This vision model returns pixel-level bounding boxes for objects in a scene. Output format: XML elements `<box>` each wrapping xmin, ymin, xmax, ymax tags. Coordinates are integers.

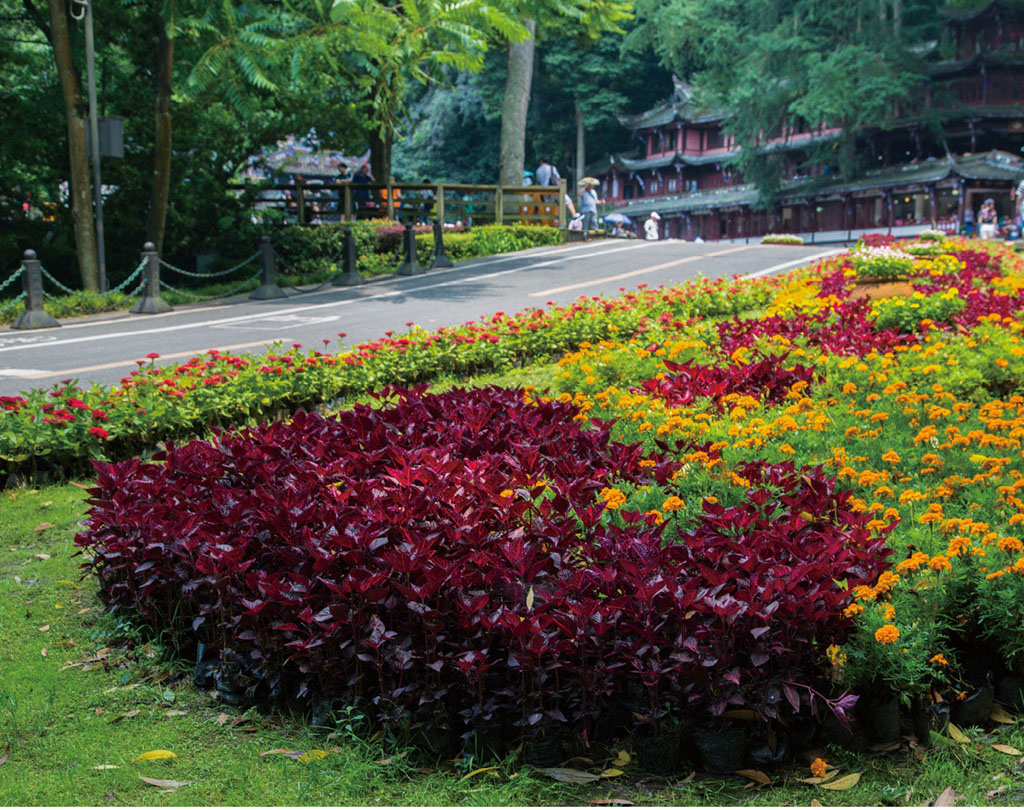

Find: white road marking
<box><xmin>530</xmin><ymin>246</ymin><xmax>755</xmax><ymax>297</ymax></box>
<box><xmin>742</xmin><ymin>249</ymin><xmax>844</xmax><ymax>279</ymax></box>
<box><xmin>11</xmin><ymin>339</ymin><xmax>293</xmax><ymax>381</ymax></box>
<box><xmin>0</xmin><ymin>368</ymin><xmax>50</xmax><ymax>377</ymax></box>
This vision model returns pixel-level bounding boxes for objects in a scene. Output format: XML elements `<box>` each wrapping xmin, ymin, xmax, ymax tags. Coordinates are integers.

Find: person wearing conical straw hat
<box><xmin>644</xmin><ymin>211</ymin><xmax>661</xmax><ymax>241</ymax></box>
<box><xmin>578</xmin><ymin>178</ymin><xmax>604</xmax><ymax>241</ymax></box>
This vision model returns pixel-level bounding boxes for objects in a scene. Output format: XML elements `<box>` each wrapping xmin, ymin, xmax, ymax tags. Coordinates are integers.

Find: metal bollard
<box><xmin>396</xmin><ymin>221</ymin><xmax>424</xmax><ymax>276</ymax></box>
<box><xmin>249</xmin><ymin>236</ymin><xmax>287</xmax><ymax>299</ymax></box>
<box><xmin>11</xmin><ymin>249</ymin><xmax>60</xmax><ymax>330</ymax></box>
<box><xmin>129</xmin><ymin>242</ymin><xmax>173</xmax><ymax>314</ymax></box>
<box><xmin>430</xmin><ymin>219</ymin><xmax>453</xmax><ymax>268</ymax></box>
<box><xmin>332</xmin><ymin>228</ymin><xmax>364</xmax><ymax>286</ymax></box>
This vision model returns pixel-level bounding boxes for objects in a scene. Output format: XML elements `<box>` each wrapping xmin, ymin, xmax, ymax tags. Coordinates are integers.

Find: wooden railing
<box><xmin>229</xmin><ymin>179</ymin><xmax>568</xmax><ymax>229</ymax></box>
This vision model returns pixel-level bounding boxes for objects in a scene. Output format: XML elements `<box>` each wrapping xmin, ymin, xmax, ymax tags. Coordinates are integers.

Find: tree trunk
<box><xmin>147</xmin><ymin>20</ymin><xmax>174</xmax><ymax>255</ymax></box>
<box><xmin>48</xmin><ymin>0</ymin><xmax>99</xmax><ymax>291</ymax></box>
<box><xmin>498</xmin><ymin>18</ymin><xmax>535</xmax><ymax>186</ymax></box>
<box><xmin>892</xmin><ymin>0</ymin><xmax>902</xmax><ymax>40</ymax></box>
<box><xmin>575</xmin><ymin>100</ymin><xmax>585</xmax><ymax>188</ymax></box>
<box><xmin>368</xmin><ymin>127</ymin><xmax>393</xmax><ymax>188</ymax></box>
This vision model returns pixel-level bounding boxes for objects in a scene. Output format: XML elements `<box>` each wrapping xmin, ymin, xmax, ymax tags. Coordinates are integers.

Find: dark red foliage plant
<box><xmin>76</xmin><ymin>386</ymin><xmax>891</xmax><ymax>749</ymax></box>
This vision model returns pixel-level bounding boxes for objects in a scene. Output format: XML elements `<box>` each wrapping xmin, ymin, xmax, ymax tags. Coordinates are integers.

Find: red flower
<box><xmin>91</xmin><ymin>409</ymin><xmax>109</xmax><ymax>422</ymax></box>
<box><xmin>66</xmin><ymin>398</ymin><xmax>89</xmax><ymax>410</ymax></box>
<box><xmin>146</xmin><ymin>352</ymin><xmax>161</xmax><ymax>359</ymax></box>
<box><xmin>89</xmin><ymin>426</ymin><xmax>109</xmax><ymax>440</ymax></box>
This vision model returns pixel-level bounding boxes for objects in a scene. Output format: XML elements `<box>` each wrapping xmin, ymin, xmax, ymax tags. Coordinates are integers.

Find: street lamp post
<box><xmin>72</xmin><ymin>0</ymin><xmax>107</xmax><ymax>293</ymax></box>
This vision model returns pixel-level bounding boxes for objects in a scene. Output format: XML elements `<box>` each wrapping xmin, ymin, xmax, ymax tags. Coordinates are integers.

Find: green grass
<box><xmin>3</xmin><ymin>371</ymin><xmax>1024</xmax><ymax>805</ymax></box>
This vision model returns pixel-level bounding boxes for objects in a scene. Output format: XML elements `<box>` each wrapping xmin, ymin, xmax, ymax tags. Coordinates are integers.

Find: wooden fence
<box><xmin>229</xmin><ymin>179</ymin><xmax>568</xmax><ymax>229</ymax></box>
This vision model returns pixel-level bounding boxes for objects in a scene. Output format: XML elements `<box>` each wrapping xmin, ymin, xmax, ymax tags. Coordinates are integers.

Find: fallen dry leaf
<box><xmin>986</xmin><ymin>786</ymin><xmax>1006</xmax><ymax>798</ymax></box>
<box><xmin>819</xmin><ymin>772</ymin><xmax>861</xmax><ymax>791</ymax></box>
<box><xmin>990</xmin><ymin>705</ymin><xmax>1016</xmax><ymax>724</ymax></box>
<box><xmin>92</xmin><ymin>765</ymin><xmax>118</xmax><ymax>770</ymax></box>
<box><xmin>39</xmin><ymin>648</ymin><xmax>46</xmax><ymax>658</ymax></box>
<box><xmin>133</xmin><ymin>750</ymin><xmax>176</xmax><ymax>762</ymax></box>
<box><xmin>139</xmin><ymin>776</ymin><xmax>192</xmax><ymax>788</ymax></box>
<box><xmin>540</xmin><ymin>767</ymin><xmax>601</xmax><ymax>784</ymax></box>
<box><xmin>216</xmin><ymin>712</ymin><xmax>230</xmax><ymax>725</ymax></box>
<box><xmin>947</xmin><ymin>723</ymin><xmax>970</xmax><ymax>744</ymax></box>
<box><xmin>69</xmin><ymin>481</ymin><xmax>91</xmax><ymax>490</ymax></box>
<box><xmin>734</xmin><ymin>768</ymin><xmax>772</xmax><ymax>786</ymax></box>
<box><xmin>0</xmin><ymin>745</ymin><xmax>9</xmax><ymax>766</ymax></box>
<box><xmin>111</xmin><ymin>710</ymin><xmax>141</xmax><ymax>723</ymax></box>
<box><xmin>934</xmin><ymin>786</ymin><xmax>957</xmax><ymax>806</ymax></box>
<box><xmin>992</xmin><ymin>744</ymin><xmax>1022</xmax><ymax>756</ymax></box>
<box><xmin>810</xmin><ymin>802</ymin><xmax>822</xmax><ymax>807</ymax></box>
<box><xmin>589</xmin><ymin>800</ymin><xmax>634</xmax><ymax>806</ymax></box>
<box><xmin>33</xmin><ymin>526</ymin><xmax>53</xmax><ymax>535</ymax></box>
<box><xmin>460</xmin><ymin>766</ymin><xmax>498</xmax><ymax>780</ymax></box>
<box><xmin>38</xmin><ymin>625</ymin><xmax>49</xmax><ymax>632</ymax></box>
<box><xmin>599</xmin><ymin>768</ymin><xmax>624</xmax><ymax>778</ymax></box>
<box><xmin>297</xmin><ymin>749</ymin><xmax>329</xmax><ymax>763</ymax></box>
<box><xmin>94</xmin><ymin>708</ymin><xmax>105</xmax><ymax>716</ymax></box>
<box><xmin>260</xmin><ymin>749</ymin><xmax>303</xmax><ymax>760</ymax></box>
<box><xmin>164</xmin><ymin>709</ymin><xmax>188</xmax><ymax>717</ymax></box>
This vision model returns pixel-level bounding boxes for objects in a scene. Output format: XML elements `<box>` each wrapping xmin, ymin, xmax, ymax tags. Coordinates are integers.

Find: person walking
<box><xmin>535</xmin><ymin>157</ymin><xmax>560</xmax><ymax>187</ymax></box>
<box><xmin>578</xmin><ymin>179</ymin><xmax>603</xmax><ymax>241</ymax></box>
<box><xmin>644</xmin><ymin>211</ymin><xmax>661</xmax><ymax>241</ymax></box>
<box><xmin>979</xmin><ymin>198</ymin><xmax>998</xmax><ymax>240</ymax></box>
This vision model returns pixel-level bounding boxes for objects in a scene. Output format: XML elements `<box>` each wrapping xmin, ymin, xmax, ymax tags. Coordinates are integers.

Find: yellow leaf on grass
<box><xmin>297</xmin><ymin>749</ymin><xmax>329</xmax><ymax>763</ymax></box>
<box><xmin>133</xmin><ymin>750</ymin><xmax>176</xmax><ymax>762</ymax></box>
<box><xmin>734</xmin><ymin>769</ymin><xmax>772</xmax><ymax>785</ymax></box>
<box><xmin>461</xmin><ymin>766</ymin><xmax>498</xmax><ymax>780</ymax></box>
<box><xmin>990</xmin><ymin>705</ymin><xmax>1016</xmax><ymax>724</ymax></box>
<box><xmin>614</xmin><ymin>750</ymin><xmax>630</xmax><ymax>765</ymax></box>
<box><xmin>819</xmin><ymin>772</ymin><xmax>861</xmax><ymax>791</ymax></box>
<box><xmin>948</xmin><ymin>723</ymin><xmax>970</xmax><ymax>743</ymax></box>
<box><xmin>56</xmin><ymin>580</ymin><xmax>77</xmax><ymax>587</ymax></box>
<box><xmin>992</xmin><ymin>744</ymin><xmax>1022</xmax><ymax>756</ymax></box>
<box><xmin>599</xmin><ymin>768</ymin><xmax>624</xmax><ymax>778</ymax></box>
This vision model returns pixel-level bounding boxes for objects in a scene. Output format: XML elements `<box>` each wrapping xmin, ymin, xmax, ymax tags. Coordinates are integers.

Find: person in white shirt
<box><xmin>644</xmin><ymin>211</ymin><xmax>661</xmax><ymax>241</ymax></box>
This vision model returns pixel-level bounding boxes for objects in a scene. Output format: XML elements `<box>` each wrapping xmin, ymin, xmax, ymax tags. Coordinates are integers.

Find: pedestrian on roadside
<box><xmin>535</xmin><ymin>157</ymin><xmax>561</xmax><ymax>188</ymax></box>
<box><xmin>352</xmin><ymin>164</ymin><xmax>373</xmax><ymax>214</ymax></box>
<box><xmin>644</xmin><ymin>211</ymin><xmax>661</xmax><ymax>241</ymax></box>
<box><xmin>578</xmin><ymin>179</ymin><xmax>603</xmax><ymax>241</ymax></box>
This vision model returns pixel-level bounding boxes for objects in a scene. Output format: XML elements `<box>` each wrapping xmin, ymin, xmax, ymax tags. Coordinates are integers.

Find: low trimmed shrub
<box><xmin>762</xmin><ymin>234</ymin><xmax>804</xmax><ymax>245</ymax></box>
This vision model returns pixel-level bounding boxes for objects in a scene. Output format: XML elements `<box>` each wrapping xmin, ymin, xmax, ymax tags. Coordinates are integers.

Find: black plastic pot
<box><xmin>861</xmin><ymin>692</ymin><xmax>900</xmax><ymax>744</ymax></box>
<box><xmin>690</xmin><ymin>724</ymin><xmax>747</xmax><ymax>775</ymax></box>
<box><xmin>634</xmin><ymin>728</ymin><xmax>681</xmax><ymax>776</ymax></box>
<box><xmin>951</xmin><ymin>683</ymin><xmax>994</xmax><ymax>728</ymax></box>
<box><xmin>523</xmin><ymin>724</ymin><xmax>565</xmax><ymax>767</ymax></box>
<box><xmin>998</xmin><ymin>676</ymin><xmax>1024</xmax><ymax>713</ymax></box>
<box><xmin>911</xmin><ymin>700</ymin><xmax>949</xmax><ymax>744</ymax></box>
<box><xmin>747</xmin><ymin>734</ymin><xmax>788</xmax><ymax>768</ymax></box>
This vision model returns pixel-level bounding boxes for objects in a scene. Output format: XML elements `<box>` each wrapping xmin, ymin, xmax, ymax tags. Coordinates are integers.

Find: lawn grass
<box><xmin>3</xmin><ymin>450</ymin><xmax>1024</xmax><ymax>805</ymax></box>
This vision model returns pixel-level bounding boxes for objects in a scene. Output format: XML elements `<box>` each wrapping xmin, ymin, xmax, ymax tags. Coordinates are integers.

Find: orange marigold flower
<box><xmin>946</xmin><ymin>536</ymin><xmax>971</xmax><ymax>557</ymax></box>
<box><xmin>930</xmin><ymin>654</ymin><xmax>949</xmax><ymax>667</ymax></box>
<box><xmin>500</xmin><ymin>489</ymin><xmax>514</xmax><ymax>498</ymax></box>
<box><xmin>1013</xmin><ymin>557</ymin><xmax>1024</xmax><ymax>575</ymax></box>
<box><xmin>896</xmin><ymin>551</ymin><xmax>930</xmax><ymax>574</ymax></box>
<box><xmin>882</xmin><ymin>451</ymin><xmax>901</xmax><ymax>464</ymax></box>
<box><xmin>874</xmin><ymin>571</ymin><xmax>900</xmax><ymax>594</ymax></box>
<box><xmin>810</xmin><ymin>757</ymin><xmax>828</xmax><ymax>779</ymax></box>
<box><xmin>998</xmin><ymin>536</ymin><xmax>1024</xmax><ymax>554</ymax></box>
<box><xmin>662</xmin><ymin>496</ymin><xmax>686</xmax><ymax>512</ymax></box>
<box><xmin>875</xmin><ymin>624</ymin><xmax>900</xmax><ymax>644</ymax></box>
<box><xmin>599</xmin><ymin>488</ymin><xmax>626</xmax><ymax>510</ymax></box>
<box><xmin>843</xmin><ymin>602</ymin><xmax>865</xmax><ymax>617</ymax></box>
<box><xmin>852</xmin><ymin>585</ymin><xmax>876</xmax><ymax>601</ymax></box>
<box><xmin>882</xmin><ymin>602</ymin><xmax>896</xmax><ymax>622</ymax></box>
<box><xmin>929</xmin><ymin>555</ymin><xmax>952</xmax><ymax>572</ymax></box>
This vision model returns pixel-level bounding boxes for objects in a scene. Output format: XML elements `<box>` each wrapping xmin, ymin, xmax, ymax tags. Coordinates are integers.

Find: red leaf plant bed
<box><xmin>76</xmin><ymin>386</ymin><xmax>891</xmax><ymax>764</ymax></box>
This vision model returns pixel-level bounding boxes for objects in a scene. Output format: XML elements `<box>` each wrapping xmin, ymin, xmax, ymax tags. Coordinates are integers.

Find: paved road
<box><xmin>0</xmin><ymin>239</ymin><xmax>838</xmax><ymax>396</ymax></box>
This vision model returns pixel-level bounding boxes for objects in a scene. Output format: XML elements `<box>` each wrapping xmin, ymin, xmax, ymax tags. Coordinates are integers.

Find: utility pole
<box><xmin>73</xmin><ymin>0</ymin><xmax>107</xmax><ymax>292</ymax></box>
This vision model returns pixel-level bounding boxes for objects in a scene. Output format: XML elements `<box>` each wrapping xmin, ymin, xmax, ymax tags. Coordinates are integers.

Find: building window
<box><xmin>668</xmin><ymin>178</ymin><xmax>677</xmax><ymax>191</ymax></box>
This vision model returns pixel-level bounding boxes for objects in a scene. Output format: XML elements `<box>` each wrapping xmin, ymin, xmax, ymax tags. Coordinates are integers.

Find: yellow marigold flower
<box><xmin>852</xmin><ymin>585</ymin><xmax>876</xmax><ymax>601</ymax></box>
<box><xmin>920</xmin><ymin>512</ymin><xmax>943</xmax><ymax>525</ymax></box>
<box><xmin>882</xmin><ymin>451</ymin><xmax>901</xmax><ymax>464</ymax></box>
<box><xmin>810</xmin><ymin>758</ymin><xmax>829</xmax><ymax>779</ymax></box>
<box><xmin>929</xmin><ymin>555</ymin><xmax>952</xmax><ymax>572</ymax></box>
<box><xmin>875</xmin><ymin>624</ymin><xmax>900</xmax><ymax>644</ymax></box>
<box><xmin>825</xmin><ymin>645</ymin><xmax>846</xmax><ymax>667</ymax></box>
<box><xmin>882</xmin><ymin>602</ymin><xmax>896</xmax><ymax>622</ymax></box>
<box><xmin>874</xmin><ymin>571</ymin><xmax>900</xmax><ymax>594</ymax></box>
<box><xmin>645</xmin><ymin>509</ymin><xmax>664</xmax><ymax>525</ymax></box>
<box><xmin>500</xmin><ymin>489</ymin><xmax>514</xmax><ymax>498</ymax></box>
<box><xmin>703</xmin><ymin>496</ymin><xmax>718</xmax><ymax>505</ymax></box>
<box><xmin>843</xmin><ymin>602</ymin><xmax>864</xmax><ymax>617</ymax></box>
<box><xmin>779</xmin><ymin>443</ymin><xmax>795</xmax><ymax>455</ymax></box>
<box><xmin>987</xmin><ymin>570</ymin><xmax>1005</xmax><ymax>580</ymax></box>
<box><xmin>842</xmin><ymin>382</ymin><xmax>858</xmax><ymax>395</ymax></box>
<box><xmin>930</xmin><ymin>654</ymin><xmax>949</xmax><ymax>667</ymax></box>
<box><xmin>998</xmin><ymin>536</ymin><xmax>1024</xmax><ymax>554</ymax></box>
<box><xmin>599</xmin><ymin>488</ymin><xmax>626</xmax><ymax>510</ymax></box>
<box><xmin>662</xmin><ymin>496</ymin><xmax>686</xmax><ymax>512</ymax></box>
<box><xmin>1012</xmin><ymin>557</ymin><xmax>1024</xmax><ymax>574</ymax></box>
<box><xmin>946</xmin><ymin>536</ymin><xmax>972</xmax><ymax>558</ymax></box>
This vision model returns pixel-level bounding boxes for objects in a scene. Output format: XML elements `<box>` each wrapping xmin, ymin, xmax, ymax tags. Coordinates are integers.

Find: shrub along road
<box><xmin>0</xmin><ymin>239</ymin><xmax>834</xmax><ymax>395</ymax></box>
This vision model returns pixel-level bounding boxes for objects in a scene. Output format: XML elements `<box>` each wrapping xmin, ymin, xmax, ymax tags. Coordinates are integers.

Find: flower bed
<box><xmin>762</xmin><ymin>234</ymin><xmax>804</xmax><ymax>245</ymax></box>
<box><xmin>72</xmin><ymin>234</ymin><xmax>1024</xmax><ymax>771</ymax></box>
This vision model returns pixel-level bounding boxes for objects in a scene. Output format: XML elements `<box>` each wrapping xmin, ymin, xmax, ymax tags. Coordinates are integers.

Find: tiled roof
<box><xmin>618</xmin><ymin>77</ymin><xmax>725</xmax><ymax>129</ymax></box>
<box><xmin>606</xmin><ymin>150</ymin><xmax>1024</xmax><ymax>217</ymax></box>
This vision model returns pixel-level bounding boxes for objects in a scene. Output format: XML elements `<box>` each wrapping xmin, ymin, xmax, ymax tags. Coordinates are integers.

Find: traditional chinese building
<box><xmin>594</xmin><ymin>1</ymin><xmax>1024</xmax><ymax>240</ymax></box>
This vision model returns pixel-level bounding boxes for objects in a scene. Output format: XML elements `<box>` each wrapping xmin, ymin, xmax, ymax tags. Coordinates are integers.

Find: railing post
<box><xmin>558</xmin><ymin>179</ymin><xmax>567</xmax><ymax>228</ymax></box>
<box><xmin>386</xmin><ymin>176</ymin><xmax>396</xmax><ymax>220</ymax></box>
<box><xmin>249</xmin><ymin>236</ymin><xmax>287</xmax><ymax>299</ymax></box>
<box><xmin>495</xmin><ymin>187</ymin><xmax>504</xmax><ymax>225</ymax></box>
<box><xmin>344</xmin><ymin>184</ymin><xmax>352</xmax><ymax>221</ymax></box>
<box><xmin>130</xmin><ymin>242</ymin><xmax>172</xmax><ymax>314</ymax></box>
<box><xmin>10</xmin><ymin>249</ymin><xmax>60</xmax><ymax>330</ymax></box>
<box><xmin>431</xmin><ymin>219</ymin><xmax>453</xmax><ymax>268</ymax></box>
<box><xmin>396</xmin><ymin>221</ymin><xmax>424</xmax><ymax>276</ymax></box>
<box><xmin>296</xmin><ymin>185</ymin><xmax>306</xmax><ymax>226</ymax></box>
<box><xmin>333</xmin><ymin>228</ymin><xmax>365</xmax><ymax>286</ymax></box>
<box><xmin>437</xmin><ymin>184</ymin><xmax>445</xmax><ymax>224</ymax></box>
